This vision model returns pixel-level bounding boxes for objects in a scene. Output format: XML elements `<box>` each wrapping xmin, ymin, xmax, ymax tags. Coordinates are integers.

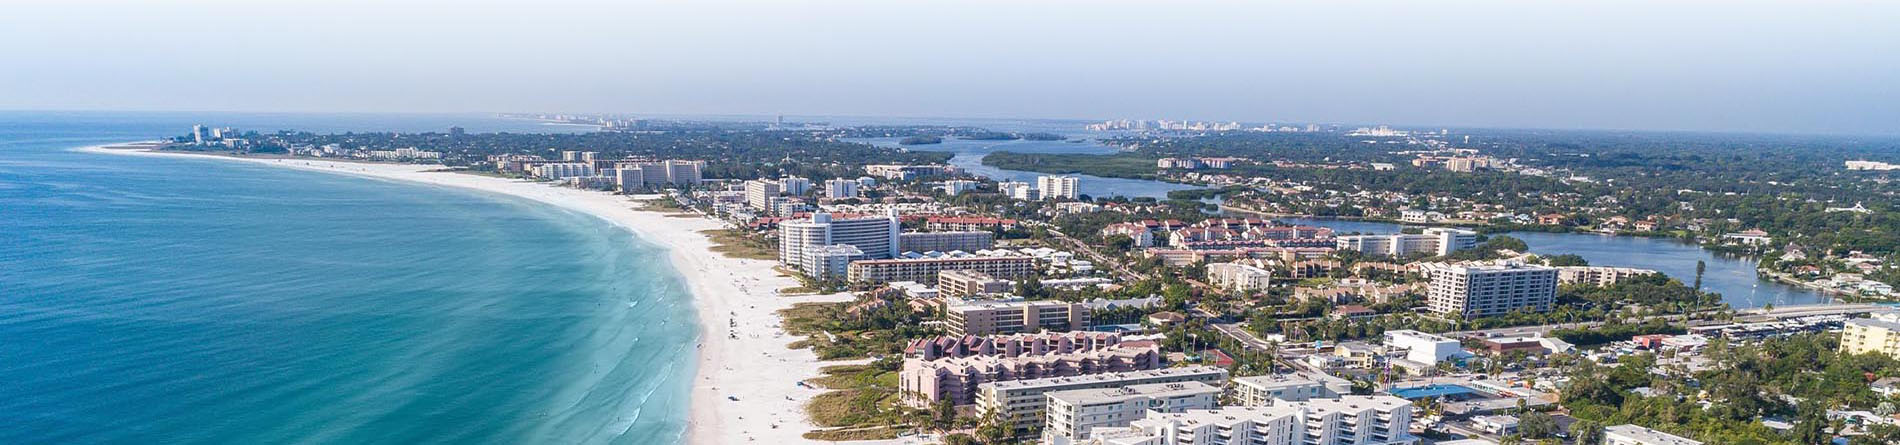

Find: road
<box><xmin>1044</xmin><ymin>227</ymin><xmax>1146</xmax><ymax>282</ymax></box>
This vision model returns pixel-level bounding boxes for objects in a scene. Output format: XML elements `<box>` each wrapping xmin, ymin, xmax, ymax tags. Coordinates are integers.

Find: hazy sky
<box><xmin>5</xmin><ymin>0</ymin><xmax>1898</xmax><ymax>135</ymax></box>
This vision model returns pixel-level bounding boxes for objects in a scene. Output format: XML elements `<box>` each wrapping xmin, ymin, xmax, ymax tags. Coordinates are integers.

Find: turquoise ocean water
<box><xmin>0</xmin><ymin>112</ymin><xmax>697</xmax><ymax>444</ymax></box>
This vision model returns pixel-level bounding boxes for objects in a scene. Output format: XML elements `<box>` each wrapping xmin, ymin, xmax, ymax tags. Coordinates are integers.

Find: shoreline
<box><xmin>78</xmin><ymin>143</ymin><xmax>848</xmax><ymax>444</ymax></box>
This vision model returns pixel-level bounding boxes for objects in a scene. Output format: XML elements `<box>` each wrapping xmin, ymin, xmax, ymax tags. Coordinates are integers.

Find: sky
<box><xmin>3</xmin><ymin>0</ymin><xmax>1898</xmax><ymax>135</ymax></box>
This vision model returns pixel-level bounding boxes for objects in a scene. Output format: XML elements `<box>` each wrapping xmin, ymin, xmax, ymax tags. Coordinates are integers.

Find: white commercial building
<box><xmin>1604</xmin><ymin>424</ymin><xmax>1702</xmax><ymax>445</ymax></box>
<box><xmin>1038</xmin><ymin>175</ymin><xmax>1081</xmax><ymax>200</ymax></box>
<box><xmin>1422</xmin><ymin>263</ymin><xmax>1557</xmax><ymax>318</ymax></box>
<box><xmin>1042</xmin><ymin>381</ymin><xmax>1222</xmax><ymax>445</ymax></box>
<box><xmin>1383</xmin><ymin>330</ymin><xmax>1464</xmax><ymax>366</ymax></box>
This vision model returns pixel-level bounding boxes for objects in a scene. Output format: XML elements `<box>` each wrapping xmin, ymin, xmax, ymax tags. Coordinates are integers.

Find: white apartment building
<box><xmin>978</xmin><ymin>366</ymin><xmax>1230</xmax><ymax>435</ymax></box>
<box><xmin>612</xmin><ymin>160</ymin><xmax>704</xmax><ymax>190</ymax></box>
<box><xmin>744</xmin><ymin>180</ymin><xmax>782</xmax><ymax>211</ymax></box>
<box><xmin>780</xmin><ymin>177</ymin><xmax>813</xmax><ymax>196</ymax></box>
<box><xmin>1043</xmin><ymin>381</ymin><xmax>1222</xmax><ymax>445</ymax></box>
<box><xmin>532</xmin><ymin>162</ymin><xmax>595</xmax><ymax>179</ymax></box>
<box><xmin>1206</xmin><ymin>262</ymin><xmax>1274</xmax><ymax>292</ymax></box>
<box><xmin>1554</xmin><ymin>266</ymin><xmax>1658</xmax><ymax>286</ymax></box>
<box><xmin>823</xmin><ymin>178</ymin><xmax>860</xmax><ymax>198</ymax></box>
<box><xmin>941</xmin><ymin>179</ymin><xmax>979</xmax><ymax>195</ymax></box>
<box><xmin>801</xmin><ymin>244</ymin><xmax>867</xmax><ymax>281</ymax></box>
<box><xmin>897</xmin><ymin>231</ymin><xmax>994</xmax><ymax>253</ymax></box>
<box><xmin>943</xmin><ymin>297</ymin><xmax>1090</xmax><ymax>336</ymax></box>
<box><xmin>778</xmin><ymin>212</ymin><xmax>899</xmax><ymax>277</ymax></box>
<box><xmin>1002</xmin><ymin>181</ymin><xmax>1040</xmax><ymax>200</ymax></box>
<box><xmin>1334</xmin><ymin>228</ymin><xmax>1477</xmax><ymax>257</ymax></box>
<box><xmin>1604</xmin><ymin>424</ymin><xmax>1702</xmax><ymax>445</ymax></box>
<box><xmin>1422</xmin><ymin>263</ymin><xmax>1557</xmax><ymax>318</ymax></box>
<box><xmin>1038</xmin><ymin>175</ymin><xmax>1081</xmax><ymax>200</ymax></box>
<box><xmin>1092</xmin><ymin>395</ymin><xmax>1417</xmax><ymax>445</ymax></box>
<box><xmin>1229</xmin><ymin>373</ymin><xmax>1349</xmax><ymax>407</ymax></box>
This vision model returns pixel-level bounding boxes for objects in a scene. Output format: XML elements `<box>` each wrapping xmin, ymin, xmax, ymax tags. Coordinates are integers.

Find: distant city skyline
<box><xmin>4</xmin><ymin>0</ymin><xmax>1898</xmax><ymax>135</ymax></box>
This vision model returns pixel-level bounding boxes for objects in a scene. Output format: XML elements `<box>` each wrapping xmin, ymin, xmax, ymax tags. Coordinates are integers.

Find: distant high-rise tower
<box><xmin>191</xmin><ymin>125</ymin><xmax>207</xmax><ymax>144</ymax></box>
<box><xmin>1037</xmin><ymin>175</ymin><xmax>1080</xmax><ymax>200</ymax></box>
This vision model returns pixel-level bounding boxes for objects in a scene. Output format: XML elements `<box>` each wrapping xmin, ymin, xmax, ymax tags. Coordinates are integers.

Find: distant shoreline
<box><xmin>78</xmin><ymin>142</ymin><xmax>848</xmax><ymax>445</ymax></box>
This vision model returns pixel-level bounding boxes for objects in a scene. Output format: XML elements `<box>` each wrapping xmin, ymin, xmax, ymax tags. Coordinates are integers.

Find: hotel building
<box><xmin>1422</xmin><ymin>263</ymin><xmax>1557</xmax><ymax>318</ymax></box>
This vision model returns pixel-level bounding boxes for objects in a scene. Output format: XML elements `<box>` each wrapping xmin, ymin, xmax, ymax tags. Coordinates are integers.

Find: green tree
<box><xmin>1572</xmin><ymin>419</ymin><xmax>1605</xmax><ymax>445</ymax></box>
<box><xmin>1694</xmin><ymin>260</ymin><xmax>1707</xmax><ymax>290</ymax></box>
<box><xmin>1519</xmin><ymin>411</ymin><xmax>1556</xmax><ymax>439</ymax></box>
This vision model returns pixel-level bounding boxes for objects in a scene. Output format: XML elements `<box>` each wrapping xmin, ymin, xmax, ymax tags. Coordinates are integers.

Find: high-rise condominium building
<box><xmin>1038</xmin><ymin>175</ymin><xmax>1080</xmax><ymax>200</ymax></box>
<box><xmin>1422</xmin><ymin>263</ymin><xmax>1557</xmax><ymax>317</ymax></box>
<box><xmin>778</xmin><ymin>212</ymin><xmax>899</xmax><ymax>278</ymax></box>
<box><xmin>823</xmin><ymin>178</ymin><xmax>859</xmax><ymax>198</ymax></box>
<box><xmin>744</xmin><ymin>180</ymin><xmax>782</xmax><ymax>211</ymax></box>
<box><xmin>1334</xmin><ymin>227</ymin><xmax>1478</xmax><ymax>257</ymax></box>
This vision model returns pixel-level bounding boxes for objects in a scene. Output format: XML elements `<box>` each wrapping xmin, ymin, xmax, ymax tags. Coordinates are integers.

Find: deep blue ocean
<box><xmin>0</xmin><ymin>112</ymin><xmax>697</xmax><ymax>444</ymax></box>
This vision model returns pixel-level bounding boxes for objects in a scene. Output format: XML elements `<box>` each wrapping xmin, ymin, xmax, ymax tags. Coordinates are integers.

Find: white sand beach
<box><xmin>81</xmin><ymin>143</ymin><xmax>852</xmax><ymax>445</ymax></box>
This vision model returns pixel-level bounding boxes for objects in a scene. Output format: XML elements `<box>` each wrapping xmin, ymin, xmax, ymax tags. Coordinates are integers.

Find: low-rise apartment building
<box><xmin>1230</xmin><ymin>373</ymin><xmax>1350</xmax><ymax>406</ymax></box>
<box><xmin>1090</xmin><ymin>395</ymin><xmax>1417</xmax><ymax>445</ymax></box>
<box><xmin>1604</xmin><ymin>424</ymin><xmax>1703</xmax><ymax>445</ymax></box>
<box><xmin>846</xmin><ymin>255</ymin><xmax>1036</xmax><ymax>284</ymax></box>
<box><xmin>1841</xmin><ymin>314</ymin><xmax>1900</xmax><ymax>359</ymax></box>
<box><xmin>944</xmin><ymin>298</ymin><xmax>1092</xmax><ymax>336</ymax></box>
<box><xmin>1206</xmin><ymin>262</ymin><xmax>1274</xmax><ymax>292</ymax></box>
<box><xmin>900</xmin><ymin>342</ymin><xmax>1166</xmax><ymax>407</ymax></box>
<box><xmin>938</xmin><ymin>269</ymin><xmax>1014</xmax><ymax>298</ymax></box>
<box><xmin>1043</xmin><ymin>381</ymin><xmax>1222</xmax><ymax>445</ymax></box>
<box><xmin>975</xmin><ymin>365</ymin><xmax>1229</xmax><ymax>435</ymax></box>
